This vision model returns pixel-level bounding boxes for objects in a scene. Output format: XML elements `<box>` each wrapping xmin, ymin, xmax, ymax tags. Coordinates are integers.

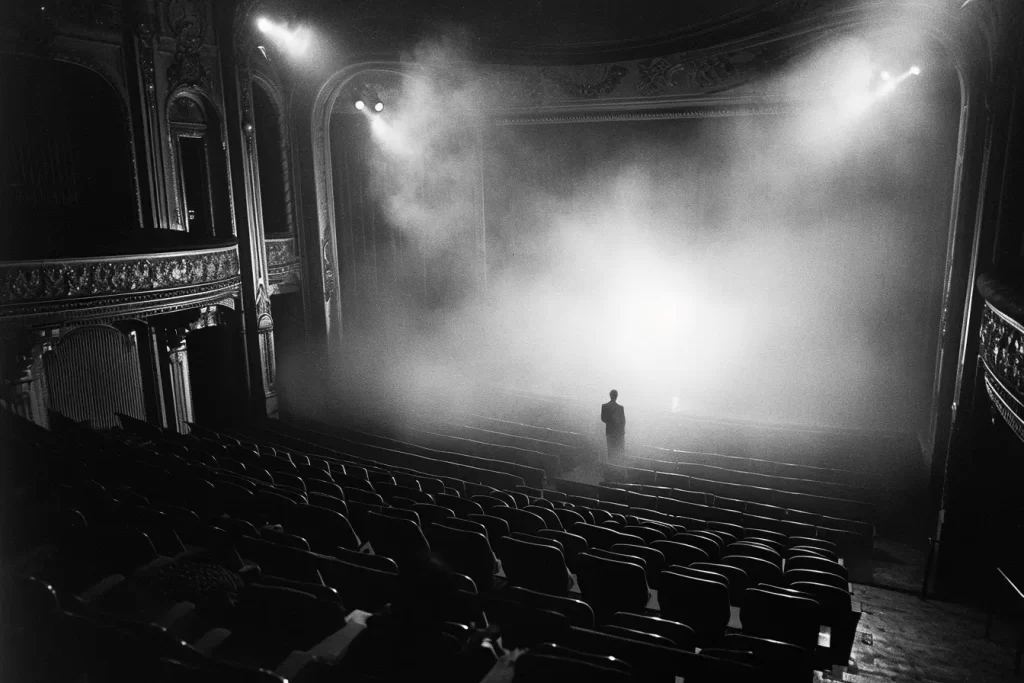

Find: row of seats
<box><xmin>214</xmin><ymin>420</ymin><xmax>864</xmax><ymax>670</ymax></box>
<box><xmin>638</xmin><ymin>443</ymin><xmax>886</xmax><ymax>491</ymax></box>
<box><xmin>1</xmin><ymin>416</ymin><xmax>803</xmax><ymax>682</ymax></box>
<box><xmin>609</xmin><ymin>460</ymin><xmax>877</xmax><ymax>523</ymax></box>
<box><xmin>632</xmin><ymin>454</ymin><xmax>876</xmax><ymax>504</ymax></box>
<box><xmin>240</xmin><ymin>420</ymin><xmax>546</xmax><ymax>490</ymax></box>
<box><xmin>223</xmin><ymin>420</ymin><xmax>863</xmax><ymax>665</ymax></box>
<box><xmin>596</xmin><ymin>480</ymin><xmax>873</xmax><ymax>537</ymax></box>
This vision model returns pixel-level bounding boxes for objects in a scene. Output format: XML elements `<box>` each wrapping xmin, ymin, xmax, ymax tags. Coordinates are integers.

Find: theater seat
<box><xmin>658</xmin><ymin>571</ymin><xmax>730</xmax><ymax>642</ymax></box>
<box><xmin>498</xmin><ymin>536</ymin><xmax>572</xmax><ymax>595</ymax></box>
<box><xmin>610</xmin><ymin>612</ymin><xmax>696</xmax><ymax>651</ymax></box>
<box><xmin>576</xmin><ymin>552</ymin><xmax>650</xmax><ymax>620</ymax></box>
<box><xmin>740</xmin><ymin>587</ymin><xmax>821</xmax><ymax>650</ymax></box>
<box><xmin>430</xmin><ymin>524</ymin><xmax>497</xmax><ymax>592</ymax></box>
<box><xmin>651</xmin><ymin>540</ymin><xmax>710</xmax><ymax>568</ymax></box>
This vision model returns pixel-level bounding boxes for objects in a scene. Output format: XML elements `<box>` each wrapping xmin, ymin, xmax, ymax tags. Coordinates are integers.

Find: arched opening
<box><xmin>253</xmin><ymin>82</ymin><xmax>291</xmax><ymax>235</ymax></box>
<box><xmin>0</xmin><ymin>54</ymin><xmax>137</xmax><ymax>259</ymax></box>
<box><xmin>168</xmin><ymin>93</ymin><xmax>233</xmax><ymax>238</ymax></box>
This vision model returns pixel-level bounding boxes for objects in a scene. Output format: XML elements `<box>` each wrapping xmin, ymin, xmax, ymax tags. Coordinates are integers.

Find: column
<box><xmin>213</xmin><ymin>1</ymin><xmax>279</xmax><ymax>418</ymax></box>
<box><xmin>166</xmin><ymin>327</ymin><xmax>195</xmax><ymax>434</ymax></box>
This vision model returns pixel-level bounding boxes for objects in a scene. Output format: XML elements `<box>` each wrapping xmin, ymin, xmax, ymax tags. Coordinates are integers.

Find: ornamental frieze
<box><xmin>0</xmin><ymin>246</ymin><xmax>239</xmax><ymax>308</ymax></box>
<box><xmin>980</xmin><ymin>303</ymin><xmax>1024</xmax><ymax>399</ymax></box>
<box><xmin>266</xmin><ymin>237</ymin><xmax>298</xmax><ymax>269</ymax></box>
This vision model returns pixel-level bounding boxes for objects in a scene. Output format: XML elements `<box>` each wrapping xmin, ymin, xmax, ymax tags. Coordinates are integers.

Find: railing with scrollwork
<box><xmin>0</xmin><ymin>243</ymin><xmax>241</xmax><ymax>325</ymax></box>
<box><xmin>978</xmin><ymin>274</ymin><xmax>1024</xmax><ymax>443</ymax></box>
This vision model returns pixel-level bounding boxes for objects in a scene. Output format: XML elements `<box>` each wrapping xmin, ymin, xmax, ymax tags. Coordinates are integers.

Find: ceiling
<box><xmin>298</xmin><ymin>0</ymin><xmax>804</xmax><ymax>63</ymax></box>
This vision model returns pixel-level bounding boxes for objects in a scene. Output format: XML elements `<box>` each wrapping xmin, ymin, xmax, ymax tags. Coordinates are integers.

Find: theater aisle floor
<box><xmin>831</xmin><ymin>584</ymin><xmax>1019</xmax><ymax>683</ymax></box>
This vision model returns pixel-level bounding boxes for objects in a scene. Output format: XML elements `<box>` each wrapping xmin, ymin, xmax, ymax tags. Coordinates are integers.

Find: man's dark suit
<box><xmin>601</xmin><ymin>400</ymin><xmax>626</xmax><ymax>460</ymax></box>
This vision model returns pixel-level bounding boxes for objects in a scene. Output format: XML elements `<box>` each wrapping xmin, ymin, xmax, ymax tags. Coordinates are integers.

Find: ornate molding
<box><xmin>0</xmin><ymin>245</ymin><xmax>241</xmax><ymax>326</ymax></box>
<box><xmin>540</xmin><ymin>64</ymin><xmax>629</xmax><ymax>99</ymax></box>
<box><xmin>322</xmin><ymin>236</ymin><xmax>337</xmax><ymax>303</ymax></box>
<box><xmin>979</xmin><ymin>275</ymin><xmax>1024</xmax><ymax>444</ymax></box>
<box><xmin>980</xmin><ymin>302</ymin><xmax>1024</xmax><ymax>398</ymax></box>
<box><xmin>266</xmin><ymin>237</ymin><xmax>301</xmax><ymax>290</ymax></box>
<box><xmin>266</xmin><ymin>237</ymin><xmax>297</xmax><ymax>268</ymax></box>
<box><xmin>164</xmin><ymin>0</ymin><xmax>208</xmax><ymax>91</ymax></box>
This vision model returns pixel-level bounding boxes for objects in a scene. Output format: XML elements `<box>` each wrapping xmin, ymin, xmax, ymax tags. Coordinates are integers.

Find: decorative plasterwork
<box><xmin>979</xmin><ymin>294</ymin><xmax>1024</xmax><ymax>444</ymax></box>
<box><xmin>0</xmin><ymin>245</ymin><xmax>240</xmax><ymax>326</ymax></box>
<box><xmin>980</xmin><ymin>302</ymin><xmax>1024</xmax><ymax>397</ymax></box>
<box><xmin>266</xmin><ymin>237</ymin><xmax>301</xmax><ymax>290</ymax></box>
<box><xmin>164</xmin><ymin>0</ymin><xmax>208</xmax><ymax>90</ymax></box>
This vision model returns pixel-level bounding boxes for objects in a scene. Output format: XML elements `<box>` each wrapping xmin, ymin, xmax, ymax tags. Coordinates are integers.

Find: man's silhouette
<box><xmin>601</xmin><ymin>389</ymin><xmax>626</xmax><ymax>461</ymax></box>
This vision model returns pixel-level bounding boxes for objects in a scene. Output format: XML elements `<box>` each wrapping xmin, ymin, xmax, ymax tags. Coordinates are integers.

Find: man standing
<box><xmin>601</xmin><ymin>389</ymin><xmax>626</xmax><ymax>461</ymax></box>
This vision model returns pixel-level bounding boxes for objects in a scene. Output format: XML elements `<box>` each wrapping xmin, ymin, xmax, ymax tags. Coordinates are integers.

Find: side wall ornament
<box><xmin>165</xmin><ymin>0</ymin><xmax>208</xmax><ymax>90</ymax></box>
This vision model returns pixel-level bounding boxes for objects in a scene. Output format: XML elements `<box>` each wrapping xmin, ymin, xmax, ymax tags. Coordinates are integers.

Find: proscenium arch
<box><xmin>309</xmin><ymin>63</ymin><xmax>425</xmax><ymax>347</ymax></box>
<box><xmin>305</xmin><ymin>4</ymin><xmax>998</xmax><ymax>471</ymax></box>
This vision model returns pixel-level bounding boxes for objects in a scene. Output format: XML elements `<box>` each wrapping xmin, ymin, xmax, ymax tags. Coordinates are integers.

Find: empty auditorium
<box><xmin>3</xmin><ymin>0</ymin><xmax>1024</xmax><ymax>681</ymax></box>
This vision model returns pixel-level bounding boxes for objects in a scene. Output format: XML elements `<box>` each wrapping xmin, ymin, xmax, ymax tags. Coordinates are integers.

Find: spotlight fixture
<box><xmin>354</xmin><ymin>100</ymin><xmax>365</xmax><ymax>111</ymax></box>
<box><xmin>880</xmin><ymin>71</ymin><xmax>890</xmax><ymax>81</ymax></box>
<box><xmin>910</xmin><ymin>65</ymin><xmax>921</xmax><ymax>75</ymax></box>
<box><xmin>374</xmin><ymin>101</ymin><xmax>384</xmax><ymax>112</ymax></box>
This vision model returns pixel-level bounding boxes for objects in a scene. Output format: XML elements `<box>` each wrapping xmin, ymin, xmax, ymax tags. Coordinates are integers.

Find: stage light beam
<box><xmin>910</xmin><ymin>65</ymin><xmax>921</xmax><ymax>75</ymax></box>
<box><xmin>256</xmin><ymin>16</ymin><xmax>272</xmax><ymax>33</ymax></box>
<box><xmin>355</xmin><ymin>100</ymin><xmax>365</xmax><ymax>111</ymax></box>
<box><xmin>374</xmin><ymin>101</ymin><xmax>384</xmax><ymax>112</ymax></box>
<box><xmin>880</xmin><ymin>71</ymin><xmax>890</xmax><ymax>81</ymax></box>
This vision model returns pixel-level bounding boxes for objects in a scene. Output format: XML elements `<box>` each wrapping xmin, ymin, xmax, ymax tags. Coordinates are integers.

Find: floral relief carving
<box><xmin>0</xmin><ymin>247</ymin><xmax>240</xmax><ymax>308</ymax></box>
<box><xmin>980</xmin><ymin>304</ymin><xmax>1024</xmax><ymax>398</ymax></box>
<box><xmin>165</xmin><ymin>0</ymin><xmax>208</xmax><ymax>90</ymax></box>
<box><xmin>266</xmin><ymin>238</ymin><xmax>298</xmax><ymax>268</ymax></box>
<box><xmin>541</xmin><ymin>64</ymin><xmax>629</xmax><ymax>99</ymax></box>
<box><xmin>636</xmin><ymin>57</ymin><xmax>673</xmax><ymax>96</ymax></box>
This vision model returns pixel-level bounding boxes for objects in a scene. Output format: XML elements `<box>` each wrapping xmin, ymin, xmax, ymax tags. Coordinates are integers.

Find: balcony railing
<box><xmin>978</xmin><ymin>274</ymin><xmax>1024</xmax><ymax>443</ymax></box>
<box><xmin>0</xmin><ymin>243</ymin><xmax>241</xmax><ymax>325</ymax></box>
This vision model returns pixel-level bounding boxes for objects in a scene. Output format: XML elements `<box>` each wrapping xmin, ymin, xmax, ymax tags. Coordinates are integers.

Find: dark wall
<box><xmin>0</xmin><ymin>55</ymin><xmax>137</xmax><ymax>259</ymax></box>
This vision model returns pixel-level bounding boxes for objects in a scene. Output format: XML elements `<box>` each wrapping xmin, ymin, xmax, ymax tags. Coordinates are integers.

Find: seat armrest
<box><xmin>157</xmin><ymin>601</ymin><xmax>197</xmax><ymax>637</ymax></box>
<box><xmin>275</xmin><ymin>651</ymin><xmax>314</xmax><ymax>680</ymax></box>
<box><xmin>192</xmin><ymin>627</ymin><xmax>232</xmax><ymax>656</ymax></box>
<box><xmin>78</xmin><ymin>574</ymin><xmax>125</xmax><ymax>604</ymax></box>
<box><xmin>306</xmin><ymin>621</ymin><xmax>367</xmax><ymax>661</ymax></box>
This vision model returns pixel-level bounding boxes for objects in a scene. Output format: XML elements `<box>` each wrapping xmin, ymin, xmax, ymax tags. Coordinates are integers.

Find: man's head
<box><xmin>609</xmin><ymin>389</ymin><xmax>618</xmax><ymax>401</ymax></box>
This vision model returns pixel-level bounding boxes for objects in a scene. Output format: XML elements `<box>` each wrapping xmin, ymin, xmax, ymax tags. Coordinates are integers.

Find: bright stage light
<box><xmin>910</xmin><ymin>65</ymin><xmax>921</xmax><ymax>75</ymax></box>
<box><xmin>374</xmin><ymin>101</ymin><xmax>384</xmax><ymax>112</ymax></box>
<box><xmin>255</xmin><ymin>17</ymin><xmax>311</xmax><ymax>58</ymax></box>
<box><xmin>880</xmin><ymin>71</ymin><xmax>890</xmax><ymax>81</ymax></box>
<box><xmin>355</xmin><ymin>100</ymin><xmax>365</xmax><ymax>111</ymax></box>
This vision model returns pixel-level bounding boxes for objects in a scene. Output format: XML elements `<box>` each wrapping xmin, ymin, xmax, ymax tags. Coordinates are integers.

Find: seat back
<box><xmin>610</xmin><ymin>612</ymin><xmax>696</xmax><ymax>651</ymax></box>
<box><xmin>505</xmin><ymin>585</ymin><xmax>595</xmax><ymax>628</ymax></box>
<box><xmin>785</xmin><ymin>554</ymin><xmax>848</xmax><ymax>579</ymax></box>
<box><xmin>650</xmin><ymin>540</ymin><xmax>710</xmax><ymax>567</ymax></box>
<box><xmin>497</xmin><ymin>536</ymin><xmax>571</xmax><ymax>595</ymax></box>
<box><xmin>575</xmin><ymin>552</ymin><xmax>649</xmax><ymax>619</ymax></box>
<box><xmin>740</xmin><ymin>587</ymin><xmax>821</xmax><ymax>649</ymax></box>
<box><xmin>657</xmin><ymin>571</ymin><xmax>731</xmax><ymax>639</ymax></box>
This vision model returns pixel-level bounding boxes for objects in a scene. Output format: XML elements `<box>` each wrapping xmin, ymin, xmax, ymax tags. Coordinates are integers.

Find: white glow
<box><xmin>374</xmin><ymin>101</ymin><xmax>384</xmax><ymax>112</ymax></box>
<box><xmin>284</xmin><ymin>27</ymin><xmax>311</xmax><ymax>56</ymax></box>
<box><xmin>256</xmin><ymin>18</ymin><xmax>311</xmax><ymax>58</ymax></box>
<box><xmin>880</xmin><ymin>71</ymin><xmax>890</xmax><ymax>81</ymax></box>
<box><xmin>910</xmin><ymin>65</ymin><xmax>921</xmax><ymax>75</ymax></box>
<box><xmin>355</xmin><ymin>100</ymin><xmax>365</xmax><ymax>111</ymax></box>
